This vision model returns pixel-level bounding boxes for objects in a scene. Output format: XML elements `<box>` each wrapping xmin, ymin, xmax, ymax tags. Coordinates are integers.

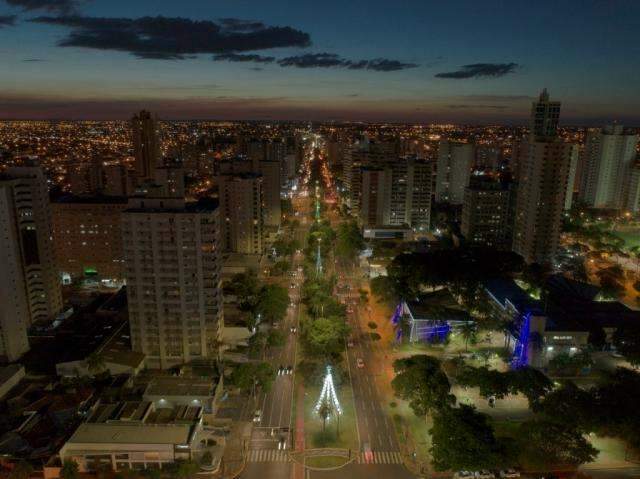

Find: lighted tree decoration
<box><xmin>315</xmin><ymin>366</ymin><xmax>342</xmax><ymax>430</ymax></box>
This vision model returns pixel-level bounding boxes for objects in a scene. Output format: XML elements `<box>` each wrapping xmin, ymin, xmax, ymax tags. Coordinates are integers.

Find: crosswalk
<box><xmin>248</xmin><ymin>449</ymin><xmax>290</xmax><ymax>463</ymax></box>
<box><xmin>246</xmin><ymin>449</ymin><xmax>403</xmax><ymax>465</ymax></box>
<box><xmin>356</xmin><ymin>451</ymin><xmax>403</xmax><ymax>465</ymax></box>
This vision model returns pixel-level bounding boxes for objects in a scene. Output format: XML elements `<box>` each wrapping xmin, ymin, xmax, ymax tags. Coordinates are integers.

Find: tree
<box><xmin>60</xmin><ymin>459</ymin><xmax>79</xmax><ymax>479</ymax></box>
<box><xmin>85</xmin><ymin>351</ymin><xmax>106</xmax><ymax>374</ymax></box>
<box><xmin>335</xmin><ymin>220</ymin><xmax>364</xmax><ymax>263</ymax></box>
<box><xmin>613</xmin><ymin>320</ymin><xmax>640</xmax><ymax>367</ymax></box>
<box><xmin>518</xmin><ymin>420</ymin><xmax>597</xmax><ymax>467</ymax></box>
<box><xmin>271</xmin><ymin>260</ymin><xmax>290</xmax><ymax>276</ymax></box>
<box><xmin>318</xmin><ymin>399</ymin><xmax>332</xmax><ymax>433</ymax></box>
<box><xmin>430</xmin><ymin>405</ymin><xmax>508</xmax><ymax>471</ymax></box>
<box><xmin>230</xmin><ymin>362</ymin><xmax>275</xmax><ymax>397</ymax></box>
<box><xmin>370</xmin><ymin>276</ymin><xmax>397</xmax><ymax>303</ymax></box>
<box><xmin>8</xmin><ymin>461</ymin><xmax>33</xmax><ymax>479</ymax></box>
<box><xmin>509</xmin><ymin>366</ymin><xmax>553</xmax><ymax>405</ymax></box>
<box><xmin>267</xmin><ymin>329</ymin><xmax>286</xmax><ymax>348</ymax></box>
<box><xmin>456</xmin><ymin>366</ymin><xmax>511</xmax><ymax>400</ymax></box>
<box><xmin>256</xmin><ymin>284</ymin><xmax>289</xmax><ymax>324</ymax></box>
<box><xmin>302</xmin><ymin>316</ymin><xmax>350</xmax><ymax>359</ymax></box>
<box><xmin>391</xmin><ymin>355</ymin><xmax>454</xmax><ymax>418</ymax></box>
<box><xmin>176</xmin><ymin>459</ymin><xmax>200</xmax><ymax>479</ymax></box>
<box><xmin>225</xmin><ymin>271</ymin><xmax>260</xmax><ymax>310</ymax></box>
<box><xmin>459</xmin><ymin>322</ymin><xmax>477</xmax><ymax>351</ymax></box>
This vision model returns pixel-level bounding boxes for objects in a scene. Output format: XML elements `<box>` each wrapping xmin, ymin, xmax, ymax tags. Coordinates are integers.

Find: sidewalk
<box><xmin>293</xmin><ymin>383</ymin><xmax>305</xmax><ymax>479</ymax></box>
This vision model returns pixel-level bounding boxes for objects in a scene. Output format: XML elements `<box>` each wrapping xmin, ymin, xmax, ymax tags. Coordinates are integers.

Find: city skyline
<box><xmin>1</xmin><ymin>0</ymin><xmax>640</xmax><ymax>123</ymax></box>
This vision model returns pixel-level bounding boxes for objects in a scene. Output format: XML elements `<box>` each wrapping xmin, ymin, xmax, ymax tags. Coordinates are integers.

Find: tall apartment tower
<box><xmin>461</xmin><ymin>175</ymin><xmax>514</xmax><ymax>250</ymax></box>
<box><xmin>578</xmin><ymin>125</ymin><xmax>639</xmax><ymax>209</ymax></box>
<box><xmin>258</xmin><ymin>160</ymin><xmax>281</xmax><ymax>227</ymax></box>
<box><xmin>625</xmin><ymin>161</ymin><xmax>640</xmax><ymax>214</ymax></box>
<box><xmin>132</xmin><ymin>110</ymin><xmax>161</xmax><ymax>181</ymax></box>
<box><xmin>530</xmin><ymin>88</ymin><xmax>561</xmax><ymax>139</ymax></box>
<box><xmin>122</xmin><ymin>195</ymin><xmax>223</xmax><ymax>369</ymax></box>
<box><xmin>513</xmin><ymin>90</ymin><xmax>573</xmax><ymax>265</ymax></box>
<box><xmin>1</xmin><ymin>161</ymin><xmax>62</xmax><ymax>361</ymax></box>
<box><xmin>435</xmin><ymin>141</ymin><xmax>474</xmax><ymax>204</ymax></box>
<box><xmin>218</xmin><ymin>173</ymin><xmax>264</xmax><ymax>254</ymax></box>
<box><xmin>359</xmin><ymin>157</ymin><xmax>432</xmax><ymax>231</ymax></box>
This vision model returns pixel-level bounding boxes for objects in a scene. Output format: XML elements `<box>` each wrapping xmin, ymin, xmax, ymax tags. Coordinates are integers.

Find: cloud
<box><xmin>5</xmin><ymin>0</ymin><xmax>83</xmax><ymax>14</ymax></box>
<box><xmin>213</xmin><ymin>52</ymin><xmax>275</xmax><ymax>63</ymax></box>
<box><xmin>447</xmin><ymin>104</ymin><xmax>509</xmax><ymax>110</ymax></box>
<box><xmin>458</xmin><ymin>94</ymin><xmax>532</xmax><ymax>101</ymax></box>
<box><xmin>29</xmin><ymin>15</ymin><xmax>311</xmax><ymax>59</ymax></box>
<box><xmin>277</xmin><ymin>52</ymin><xmax>418</xmax><ymax>71</ymax></box>
<box><xmin>249</xmin><ymin>67</ymin><xmax>264</xmax><ymax>71</ymax></box>
<box><xmin>23</xmin><ymin>57</ymin><xmax>45</xmax><ymax>61</ymax></box>
<box><xmin>0</xmin><ymin>14</ymin><xmax>17</xmax><ymax>26</ymax></box>
<box><xmin>435</xmin><ymin>63</ymin><xmax>519</xmax><ymax>79</ymax></box>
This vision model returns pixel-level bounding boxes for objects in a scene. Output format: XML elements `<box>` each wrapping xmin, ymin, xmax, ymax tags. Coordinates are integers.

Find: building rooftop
<box><xmin>66</xmin><ymin>422</ymin><xmax>193</xmax><ymax>445</ymax></box>
<box><xmin>51</xmin><ymin>194</ymin><xmax>128</xmax><ymax>205</ymax></box>
<box><xmin>484</xmin><ymin>278</ymin><xmax>543</xmax><ymax>313</ymax></box>
<box><xmin>144</xmin><ymin>376</ymin><xmax>217</xmax><ymax>398</ymax></box>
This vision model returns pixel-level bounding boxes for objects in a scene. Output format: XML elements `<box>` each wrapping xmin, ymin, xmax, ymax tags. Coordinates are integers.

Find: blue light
<box><xmin>511</xmin><ymin>311</ymin><xmax>531</xmax><ymax>368</ymax></box>
<box><xmin>391</xmin><ymin>302</ymin><xmax>402</xmax><ymax>325</ymax></box>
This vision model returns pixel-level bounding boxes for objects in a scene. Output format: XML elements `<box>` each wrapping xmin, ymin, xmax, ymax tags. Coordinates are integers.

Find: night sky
<box><xmin>1</xmin><ymin>0</ymin><xmax>639</xmax><ymax>123</ymax></box>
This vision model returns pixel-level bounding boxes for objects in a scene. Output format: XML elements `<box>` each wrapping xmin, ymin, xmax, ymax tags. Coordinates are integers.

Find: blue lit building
<box><xmin>484</xmin><ymin>275</ymin><xmax>640</xmax><ymax>368</ymax></box>
<box><xmin>393</xmin><ymin>289</ymin><xmax>474</xmax><ymax>343</ymax></box>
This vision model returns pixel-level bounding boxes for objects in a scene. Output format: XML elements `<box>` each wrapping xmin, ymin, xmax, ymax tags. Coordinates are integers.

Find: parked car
<box><xmin>356</xmin><ymin>358</ymin><xmax>365</xmax><ymax>368</ymax></box>
<box><xmin>475</xmin><ymin>471</ymin><xmax>495</xmax><ymax>479</ymax></box>
<box><xmin>453</xmin><ymin>472</ymin><xmax>474</xmax><ymax>479</ymax></box>
<box><xmin>499</xmin><ymin>470</ymin><xmax>520</xmax><ymax>478</ymax></box>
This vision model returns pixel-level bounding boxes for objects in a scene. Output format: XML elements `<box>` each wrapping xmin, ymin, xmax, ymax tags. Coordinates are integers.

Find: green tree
<box><xmin>230</xmin><ymin>362</ymin><xmax>275</xmax><ymax>397</ymax></box>
<box><xmin>370</xmin><ymin>276</ymin><xmax>397</xmax><ymax>303</ymax></box>
<box><xmin>318</xmin><ymin>399</ymin><xmax>332</xmax><ymax>433</ymax></box>
<box><xmin>430</xmin><ymin>405</ymin><xmax>507</xmax><ymax>471</ymax></box>
<box><xmin>459</xmin><ymin>322</ymin><xmax>477</xmax><ymax>351</ymax></box>
<box><xmin>518</xmin><ymin>420</ymin><xmax>597</xmax><ymax>467</ymax></box>
<box><xmin>391</xmin><ymin>355</ymin><xmax>454</xmax><ymax>418</ymax></box>
<box><xmin>271</xmin><ymin>260</ymin><xmax>290</xmax><ymax>276</ymax></box>
<box><xmin>267</xmin><ymin>329</ymin><xmax>286</xmax><ymax>348</ymax></box>
<box><xmin>256</xmin><ymin>284</ymin><xmax>289</xmax><ymax>324</ymax></box>
<box><xmin>302</xmin><ymin>316</ymin><xmax>350</xmax><ymax>359</ymax></box>
<box><xmin>176</xmin><ymin>459</ymin><xmax>200</xmax><ymax>478</ymax></box>
<box><xmin>225</xmin><ymin>271</ymin><xmax>260</xmax><ymax>310</ymax></box>
<box><xmin>60</xmin><ymin>459</ymin><xmax>79</xmax><ymax>479</ymax></box>
<box><xmin>335</xmin><ymin>220</ymin><xmax>363</xmax><ymax>263</ymax></box>
<box><xmin>85</xmin><ymin>351</ymin><xmax>106</xmax><ymax>374</ymax></box>
<box><xmin>8</xmin><ymin>461</ymin><xmax>33</xmax><ymax>479</ymax></box>
<box><xmin>613</xmin><ymin>320</ymin><xmax>640</xmax><ymax>367</ymax></box>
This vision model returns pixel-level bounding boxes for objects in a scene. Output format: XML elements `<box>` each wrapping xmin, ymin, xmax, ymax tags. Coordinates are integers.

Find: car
<box><xmin>356</xmin><ymin>358</ymin><xmax>364</xmax><ymax>368</ymax></box>
<box><xmin>289</xmin><ymin>283</ymin><xmax>295</xmax><ymax>289</ymax></box>
<box><xmin>347</xmin><ymin>339</ymin><xmax>354</xmax><ymax>347</ymax></box>
<box><xmin>278</xmin><ymin>365</ymin><xmax>285</xmax><ymax>375</ymax></box>
<box><xmin>475</xmin><ymin>471</ymin><xmax>495</xmax><ymax>479</ymax></box>
<box><xmin>453</xmin><ymin>472</ymin><xmax>474</xmax><ymax>479</ymax></box>
<box><xmin>290</xmin><ymin>326</ymin><xmax>297</xmax><ymax>333</ymax></box>
<box><xmin>286</xmin><ymin>366</ymin><xmax>293</xmax><ymax>374</ymax></box>
<box><xmin>361</xmin><ymin>442</ymin><xmax>373</xmax><ymax>463</ymax></box>
<box><xmin>253</xmin><ymin>410</ymin><xmax>262</xmax><ymax>423</ymax></box>
<box><xmin>278</xmin><ymin>436</ymin><xmax>287</xmax><ymax>450</ymax></box>
<box><xmin>499</xmin><ymin>470</ymin><xmax>520</xmax><ymax>478</ymax></box>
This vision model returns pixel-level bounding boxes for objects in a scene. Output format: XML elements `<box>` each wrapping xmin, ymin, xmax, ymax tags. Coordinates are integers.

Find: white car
<box><xmin>499</xmin><ymin>470</ymin><xmax>520</xmax><ymax>478</ymax></box>
<box><xmin>475</xmin><ymin>471</ymin><xmax>495</xmax><ymax>479</ymax></box>
<box><xmin>356</xmin><ymin>358</ymin><xmax>364</xmax><ymax>368</ymax></box>
<box><xmin>253</xmin><ymin>410</ymin><xmax>262</xmax><ymax>423</ymax></box>
<box><xmin>453</xmin><ymin>472</ymin><xmax>474</xmax><ymax>479</ymax></box>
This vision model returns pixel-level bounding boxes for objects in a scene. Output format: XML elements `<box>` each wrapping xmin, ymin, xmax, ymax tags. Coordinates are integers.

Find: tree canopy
<box><xmin>391</xmin><ymin>355</ymin><xmax>454</xmax><ymax>417</ymax></box>
<box><xmin>430</xmin><ymin>405</ymin><xmax>508</xmax><ymax>471</ymax></box>
<box><xmin>302</xmin><ymin>316</ymin><xmax>350</xmax><ymax>359</ymax></box>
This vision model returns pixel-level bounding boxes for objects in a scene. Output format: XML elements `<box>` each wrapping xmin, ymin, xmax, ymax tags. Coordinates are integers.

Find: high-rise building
<box><xmin>122</xmin><ymin>195</ymin><xmax>223</xmax><ymax>369</ymax></box>
<box><xmin>461</xmin><ymin>175</ymin><xmax>514</xmax><ymax>249</ymax></box>
<box><xmin>578</xmin><ymin>125</ymin><xmax>639</xmax><ymax>209</ymax></box>
<box><xmin>51</xmin><ymin>195</ymin><xmax>127</xmax><ymax>280</ymax></box>
<box><xmin>359</xmin><ymin>157</ymin><xmax>432</xmax><ymax>231</ymax></box>
<box><xmin>343</xmin><ymin>139</ymin><xmax>399</xmax><ymax>212</ymax></box>
<box><xmin>1</xmin><ymin>161</ymin><xmax>62</xmax><ymax>361</ymax></box>
<box><xmin>258</xmin><ymin>160</ymin><xmax>281</xmax><ymax>227</ymax></box>
<box><xmin>435</xmin><ymin>140</ymin><xmax>474</xmax><ymax>204</ymax></box>
<box><xmin>132</xmin><ymin>110</ymin><xmax>161</xmax><ymax>181</ymax></box>
<box><xmin>529</xmin><ymin>88</ymin><xmax>561</xmax><ymax>139</ymax></box>
<box><xmin>513</xmin><ymin>90</ymin><xmax>573</xmax><ymax>265</ymax></box>
<box><xmin>217</xmin><ymin>173</ymin><xmax>264</xmax><ymax>255</ymax></box>
<box><xmin>625</xmin><ymin>161</ymin><xmax>640</xmax><ymax>214</ymax></box>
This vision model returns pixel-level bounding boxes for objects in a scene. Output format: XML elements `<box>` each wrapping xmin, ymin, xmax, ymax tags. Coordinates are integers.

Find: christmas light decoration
<box><xmin>314</xmin><ymin>365</ymin><xmax>342</xmax><ymax>416</ymax></box>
